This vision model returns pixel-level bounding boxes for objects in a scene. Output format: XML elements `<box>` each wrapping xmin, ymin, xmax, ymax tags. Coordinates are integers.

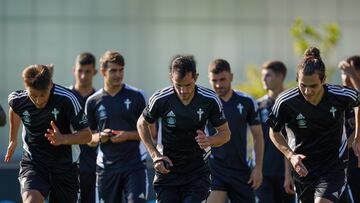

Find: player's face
<box><xmin>27</xmin><ymin>85</ymin><xmax>52</xmax><ymax>109</ymax></box>
<box><xmin>261</xmin><ymin>69</ymin><xmax>283</xmax><ymax>91</ymax></box>
<box><xmin>102</xmin><ymin>63</ymin><xmax>124</xmax><ymax>88</ymax></box>
<box><xmin>208</xmin><ymin>71</ymin><xmax>232</xmax><ymax>97</ymax></box>
<box><xmin>73</xmin><ymin>64</ymin><xmax>96</xmax><ymax>87</ymax></box>
<box><xmin>171</xmin><ymin>71</ymin><xmax>197</xmax><ymax>103</ymax></box>
<box><xmin>298</xmin><ymin>71</ymin><xmax>325</xmax><ymax>103</ymax></box>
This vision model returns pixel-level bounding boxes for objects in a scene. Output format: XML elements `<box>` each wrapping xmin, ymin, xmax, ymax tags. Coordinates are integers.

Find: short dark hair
<box><xmin>100</xmin><ymin>51</ymin><xmax>125</xmax><ymax>69</ymax></box>
<box><xmin>208</xmin><ymin>59</ymin><xmax>231</xmax><ymax>74</ymax></box>
<box><xmin>169</xmin><ymin>55</ymin><xmax>197</xmax><ymax>79</ymax></box>
<box><xmin>262</xmin><ymin>60</ymin><xmax>287</xmax><ymax>78</ymax></box>
<box><xmin>22</xmin><ymin>64</ymin><xmax>52</xmax><ymax>91</ymax></box>
<box><xmin>296</xmin><ymin>47</ymin><xmax>325</xmax><ymax>81</ymax></box>
<box><xmin>75</xmin><ymin>52</ymin><xmax>96</xmax><ymax>67</ymax></box>
<box><xmin>346</xmin><ymin>55</ymin><xmax>360</xmax><ymax>71</ymax></box>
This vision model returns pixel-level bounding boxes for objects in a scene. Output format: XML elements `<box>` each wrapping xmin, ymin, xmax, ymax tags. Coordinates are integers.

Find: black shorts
<box><xmin>79</xmin><ymin>171</ymin><xmax>96</xmax><ymax>203</ymax></box>
<box><xmin>294</xmin><ymin>168</ymin><xmax>347</xmax><ymax>203</ymax></box>
<box><xmin>256</xmin><ymin>175</ymin><xmax>295</xmax><ymax>203</ymax></box>
<box><xmin>154</xmin><ymin>172</ymin><xmax>210</xmax><ymax>203</ymax></box>
<box><xmin>210</xmin><ymin>167</ymin><xmax>255</xmax><ymax>203</ymax></box>
<box><xmin>19</xmin><ymin>160</ymin><xmax>79</xmax><ymax>203</ymax></box>
<box><xmin>97</xmin><ymin>168</ymin><xmax>148</xmax><ymax>203</ymax></box>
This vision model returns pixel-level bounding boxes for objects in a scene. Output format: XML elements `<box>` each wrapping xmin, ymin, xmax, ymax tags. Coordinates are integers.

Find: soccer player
<box><xmin>85</xmin><ymin>51</ymin><xmax>148</xmax><ymax>203</ymax></box>
<box><xmin>339</xmin><ymin>55</ymin><xmax>360</xmax><ymax>203</ymax></box>
<box><xmin>256</xmin><ymin>61</ymin><xmax>295</xmax><ymax>203</ymax></box>
<box><xmin>70</xmin><ymin>52</ymin><xmax>97</xmax><ymax>203</ymax></box>
<box><xmin>267</xmin><ymin>47</ymin><xmax>360</xmax><ymax>203</ymax></box>
<box><xmin>5</xmin><ymin>64</ymin><xmax>92</xmax><ymax>203</ymax></box>
<box><xmin>206</xmin><ymin>58</ymin><xmax>264</xmax><ymax>203</ymax></box>
<box><xmin>137</xmin><ymin>55</ymin><xmax>231</xmax><ymax>203</ymax></box>
<box><xmin>0</xmin><ymin>104</ymin><xmax>6</xmax><ymax>126</ymax></box>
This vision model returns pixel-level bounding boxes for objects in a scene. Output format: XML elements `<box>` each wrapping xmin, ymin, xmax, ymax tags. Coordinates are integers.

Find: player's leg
<box><xmin>273</xmin><ymin>175</ymin><xmax>295</xmax><ymax>203</ymax></box>
<box><xmin>22</xmin><ymin>190</ymin><xmax>46</xmax><ymax>203</ymax></box>
<box><xmin>182</xmin><ymin>173</ymin><xmax>210</xmax><ymax>203</ymax></box>
<box><xmin>19</xmin><ymin>160</ymin><xmax>50</xmax><ymax>203</ymax></box>
<box><xmin>293</xmin><ymin>179</ymin><xmax>315</xmax><ymax>203</ymax></box>
<box><xmin>153</xmin><ymin>185</ymin><xmax>181</xmax><ymax>203</ymax></box>
<box><xmin>207</xmin><ymin>167</ymin><xmax>228</xmax><ymax>203</ymax></box>
<box><xmin>97</xmin><ymin>171</ymin><xmax>124</xmax><ymax>202</ymax></box>
<box><xmin>314</xmin><ymin>168</ymin><xmax>347</xmax><ymax>203</ymax></box>
<box><xmin>227</xmin><ymin>173</ymin><xmax>255</xmax><ymax>203</ymax></box>
<box><xmin>256</xmin><ymin>176</ymin><xmax>274</xmax><ymax>203</ymax></box>
<box><xmin>79</xmin><ymin>171</ymin><xmax>96</xmax><ymax>203</ymax></box>
<box><xmin>348</xmin><ymin>149</ymin><xmax>360</xmax><ymax>203</ymax></box>
<box><xmin>124</xmin><ymin>168</ymin><xmax>148</xmax><ymax>203</ymax></box>
<box><xmin>48</xmin><ymin>164</ymin><xmax>79</xmax><ymax>203</ymax></box>
<box><xmin>207</xmin><ymin>191</ymin><xmax>227</xmax><ymax>203</ymax></box>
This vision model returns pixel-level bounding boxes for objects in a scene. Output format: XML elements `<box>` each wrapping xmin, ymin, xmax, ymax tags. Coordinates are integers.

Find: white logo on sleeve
<box><xmin>124</xmin><ymin>98</ymin><xmax>131</xmax><ymax>110</ymax></box>
<box><xmin>51</xmin><ymin>108</ymin><xmax>59</xmax><ymax>120</ymax></box>
<box><xmin>330</xmin><ymin>106</ymin><xmax>337</xmax><ymax>118</ymax></box>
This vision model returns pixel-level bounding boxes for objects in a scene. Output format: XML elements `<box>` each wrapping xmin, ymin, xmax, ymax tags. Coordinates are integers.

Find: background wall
<box><xmin>1</xmin><ymin>0</ymin><xmax>360</xmax><ymax>200</ymax></box>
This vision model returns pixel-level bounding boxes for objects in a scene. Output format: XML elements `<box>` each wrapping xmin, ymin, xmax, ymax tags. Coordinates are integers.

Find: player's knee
<box><xmin>22</xmin><ymin>190</ymin><xmax>44</xmax><ymax>203</ymax></box>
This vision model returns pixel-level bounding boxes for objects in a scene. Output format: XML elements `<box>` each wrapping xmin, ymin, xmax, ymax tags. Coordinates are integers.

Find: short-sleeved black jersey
<box><xmin>85</xmin><ymin>84</ymin><xmax>146</xmax><ymax>172</ymax></box>
<box><xmin>70</xmin><ymin>86</ymin><xmax>97</xmax><ymax>173</ymax></box>
<box><xmin>8</xmin><ymin>84</ymin><xmax>89</xmax><ymax>173</ymax></box>
<box><xmin>143</xmin><ymin>85</ymin><xmax>227</xmax><ymax>174</ymax></box>
<box><xmin>267</xmin><ymin>84</ymin><xmax>360</xmax><ymax>180</ymax></box>
<box><xmin>258</xmin><ymin>95</ymin><xmax>286</xmax><ymax>176</ymax></box>
<box><xmin>207</xmin><ymin>90</ymin><xmax>260</xmax><ymax>173</ymax></box>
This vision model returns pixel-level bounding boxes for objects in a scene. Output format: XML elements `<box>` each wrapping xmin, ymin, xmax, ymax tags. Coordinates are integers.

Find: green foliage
<box><xmin>235</xmin><ymin>18</ymin><xmax>342</xmax><ymax>98</ymax></box>
<box><xmin>290</xmin><ymin>18</ymin><xmax>340</xmax><ymax>57</ymax></box>
<box><xmin>290</xmin><ymin>18</ymin><xmax>341</xmax><ymax>83</ymax></box>
<box><xmin>234</xmin><ymin>65</ymin><xmax>266</xmax><ymax>99</ymax></box>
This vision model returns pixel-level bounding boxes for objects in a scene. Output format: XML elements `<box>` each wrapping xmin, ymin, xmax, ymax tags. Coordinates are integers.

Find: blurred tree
<box><xmin>236</xmin><ymin>18</ymin><xmax>341</xmax><ymax>98</ymax></box>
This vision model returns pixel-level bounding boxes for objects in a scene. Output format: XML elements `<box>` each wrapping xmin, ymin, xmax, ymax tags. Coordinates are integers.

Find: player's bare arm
<box><xmin>338</xmin><ymin>60</ymin><xmax>360</xmax><ymax>91</ymax></box>
<box><xmin>269</xmin><ymin>128</ymin><xmax>308</xmax><ymax>177</ymax></box>
<box><xmin>283</xmin><ymin>158</ymin><xmax>295</xmax><ymax>194</ymax></box>
<box><xmin>352</xmin><ymin>106</ymin><xmax>360</xmax><ymax>168</ymax></box>
<box><xmin>137</xmin><ymin>114</ymin><xmax>173</xmax><ymax>174</ymax></box>
<box><xmin>248</xmin><ymin>124</ymin><xmax>264</xmax><ymax>189</ymax></box>
<box><xmin>199</xmin><ymin>122</ymin><xmax>230</xmax><ymax>148</ymax></box>
<box><xmin>110</xmin><ymin>130</ymin><xmax>140</xmax><ymax>143</ymax></box>
<box><xmin>4</xmin><ymin>107</ymin><xmax>21</xmax><ymax>162</ymax></box>
<box><xmin>45</xmin><ymin>121</ymin><xmax>92</xmax><ymax>145</ymax></box>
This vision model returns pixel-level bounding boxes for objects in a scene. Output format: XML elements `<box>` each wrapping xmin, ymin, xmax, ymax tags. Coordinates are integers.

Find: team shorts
<box><xmin>97</xmin><ymin>168</ymin><xmax>148</xmax><ymax>203</ymax></box>
<box><xmin>210</xmin><ymin>167</ymin><xmax>255</xmax><ymax>203</ymax></box>
<box><xmin>79</xmin><ymin>171</ymin><xmax>96</xmax><ymax>203</ymax></box>
<box><xmin>19</xmin><ymin>160</ymin><xmax>79</xmax><ymax>203</ymax></box>
<box><xmin>294</xmin><ymin>167</ymin><xmax>347</xmax><ymax>203</ymax></box>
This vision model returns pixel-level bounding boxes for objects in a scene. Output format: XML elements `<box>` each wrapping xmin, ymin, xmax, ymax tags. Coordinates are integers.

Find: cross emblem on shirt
<box><xmin>237</xmin><ymin>103</ymin><xmax>244</xmax><ymax>114</ymax></box>
<box><xmin>330</xmin><ymin>106</ymin><xmax>337</xmax><ymax>118</ymax></box>
<box><xmin>197</xmin><ymin>108</ymin><xmax>204</xmax><ymax>121</ymax></box>
<box><xmin>124</xmin><ymin>99</ymin><xmax>131</xmax><ymax>110</ymax></box>
<box><xmin>52</xmin><ymin>108</ymin><xmax>59</xmax><ymax>120</ymax></box>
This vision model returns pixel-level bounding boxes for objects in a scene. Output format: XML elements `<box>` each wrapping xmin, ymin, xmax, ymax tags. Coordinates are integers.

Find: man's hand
<box><xmin>248</xmin><ymin>166</ymin><xmax>263</xmax><ymax>189</ymax></box>
<box><xmin>153</xmin><ymin>156</ymin><xmax>173</xmax><ymax>174</ymax></box>
<box><xmin>289</xmin><ymin>154</ymin><xmax>308</xmax><ymax>177</ymax></box>
<box><xmin>45</xmin><ymin>121</ymin><xmax>65</xmax><ymax>146</ymax></box>
<box><xmin>4</xmin><ymin>141</ymin><xmax>17</xmax><ymax>162</ymax></box>
<box><xmin>284</xmin><ymin>170</ymin><xmax>295</xmax><ymax>194</ymax></box>
<box><xmin>110</xmin><ymin>130</ymin><xmax>128</xmax><ymax>143</ymax></box>
<box><xmin>99</xmin><ymin>129</ymin><xmax>113</xmax><ymax>143</ymax></box>
<box><xmin>352</xmin><ymin>139</ymin><xmax>360</xmax><ymax>168</ymax></box>
<box><xmin>195</xmin><ymin>130</ymin><xmax>210</xmax><ymax>149</ymax></box>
